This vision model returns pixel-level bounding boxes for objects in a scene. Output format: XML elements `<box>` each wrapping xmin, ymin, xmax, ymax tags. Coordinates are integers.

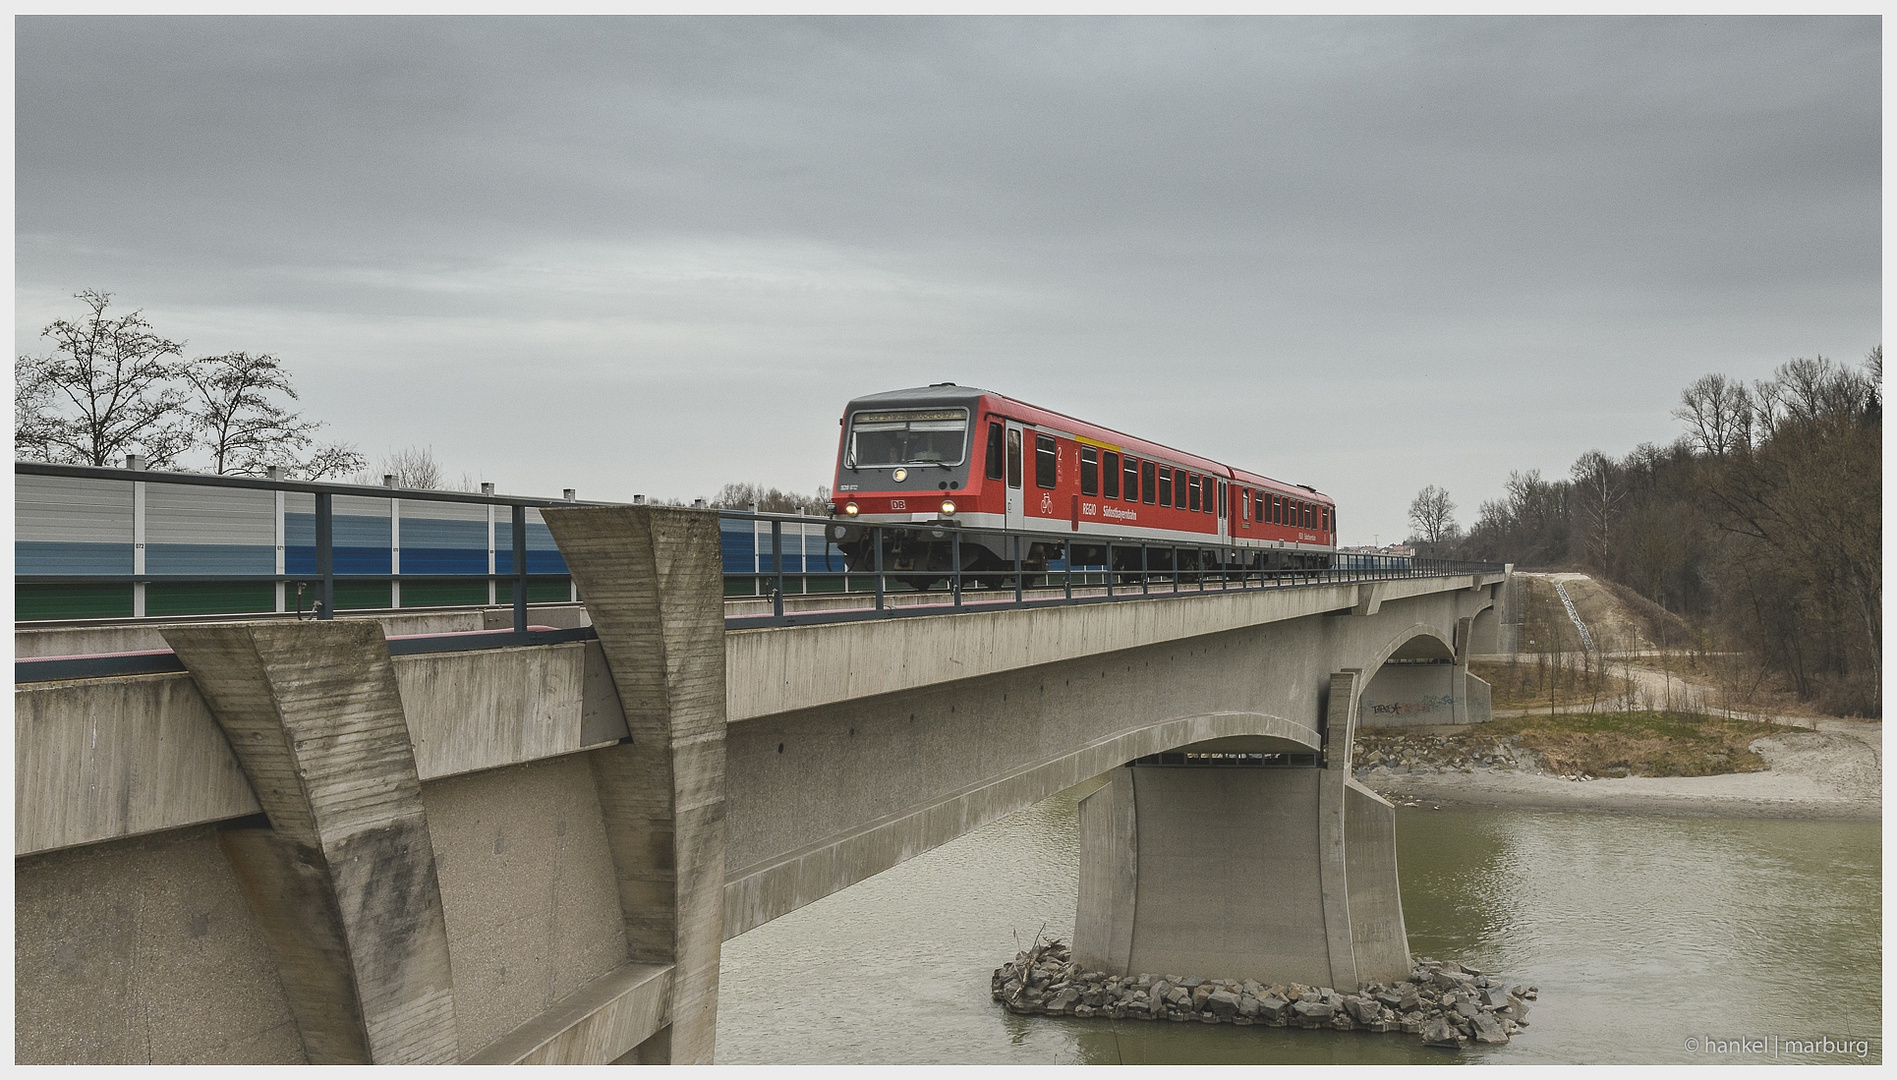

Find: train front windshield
<box><xmin>846</xmin><ymin>409</ymin><xmax>968</xmax><ymax>467</ymax></box>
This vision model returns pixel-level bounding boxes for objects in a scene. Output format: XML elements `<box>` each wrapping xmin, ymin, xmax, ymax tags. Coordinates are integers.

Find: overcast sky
<box><xmin>16</xmin><ymin>15</ymin><xmax>1880</xmax><ymax>544</ymax></box>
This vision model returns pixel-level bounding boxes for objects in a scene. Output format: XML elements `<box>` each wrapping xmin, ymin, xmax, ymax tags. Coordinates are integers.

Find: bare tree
<box><xmin>358</xmin><ymin>445</ymin><xmax>447</xmax><ymax>489</ymax></box>
<box><xmin>17</xmin><ymin>290</ymin><xmax>194</xmax><ymax>467</ymax></box>
<box><xmin>180</xmin><ymin>350</ymin><xmax>364</xmax><ymax>480</ymax></box>
<box><xmin>1407</xmin><ymin>484</ymin><xmax>1457</xmax><ymax>544</ymax></box>
<box><xmin>1569</xmin><ymin>449</ymin><xmax>1626</xmax><ymax>568</ymax></box>
<box><xmin>14</xmin><ymin>356</ymin><xmax>59</xmax><ymax>461</ymax></box>
<box><xmin>709</xmin><ymin>481</ymin><xmax>832</xmax><ymax>513</ymax></box>
<box><xmin>299</xmin><ymin>444</ymin><xmax>372</xmax><ymax>482</ymax></box>
<box><xmin>1673</xmin><ymin>373</ymin><xmax>1753</xmax><ymax>457</ymax></box>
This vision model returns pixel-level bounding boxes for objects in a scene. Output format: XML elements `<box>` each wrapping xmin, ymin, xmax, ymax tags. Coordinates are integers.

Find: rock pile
<box><xmin>991</xmin><ymin>940</ymin><xmax>1536</xmax><ymax>1049</ymax></box>
<box><xmin>1353</xmin><ymin>732</ymin><xmax>1538</xmax><ymax>777</ymax></box>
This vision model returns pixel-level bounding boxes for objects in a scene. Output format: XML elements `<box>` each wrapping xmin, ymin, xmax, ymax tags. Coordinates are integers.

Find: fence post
<box><xmin>129</xmin><ymin>454</ymin><xmax>147</xmax><ymax>618</ymax></box>
<box><xmin>771</xmin><ymin>519</ymin><xmax>784</xmax><ymax>620</ymax></box>
<box><xmin>951</xmin><ymin>530</ymin><xmax>962</xmax><ymax>608</ymax></box>
<box><xmin>512</xmin><ymin>504</ymin><xmax>527</xmax><ymax>634</ymax></box>
<box><xmin>1013</xmin><ymin>533</ymin><xmax>1023</xmax><ymax>605</ymax></box>
<box><xmin>269</xmin><ymin>466</ymin><xmax>287</xmax><ymax>612</ymax></box>
<box><xmin>483</xmin><ymin>483</ymin><xmax>497</xmax><ymax>607</ymax></box>
<box><xmin>386</xmin><ymin>474</ymin><xmax>401</xmax><ymax>610</ymax></box>
<box><xmin>316</xmin><ymin>492</ymin><xmax>335</xmax><ymax>620</ymax></box>
<box><xmin>873</xmin><ymin>526</ymin><xmax>885</xmax><ymax>612</ymax></box>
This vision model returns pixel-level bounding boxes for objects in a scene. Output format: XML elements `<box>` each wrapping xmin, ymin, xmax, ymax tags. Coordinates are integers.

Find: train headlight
<box><xmin>940</xmin><ymin>500</ymin><xmax>956</xmax><ymax>516</ymax></box>
<box><xmin>843</xmin><ymin>502</ymin><xmax>859</xmax><ymax>516</ymax></box>
<box><xmin>893</xmin><ymin>468</ymin><xmax>908</xmax><ymax>482</ymax></box>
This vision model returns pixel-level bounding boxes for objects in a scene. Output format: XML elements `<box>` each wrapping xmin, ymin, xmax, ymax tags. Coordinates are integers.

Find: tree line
<box><xmin>17</xmin><ymin>291</ymin><xmax>368</xmax><ymax>479</ymax></box>
<box><xmin>1408</xmin><ymin>350</ymin><xmax>1880</xmax><ymax>717</ymax></box>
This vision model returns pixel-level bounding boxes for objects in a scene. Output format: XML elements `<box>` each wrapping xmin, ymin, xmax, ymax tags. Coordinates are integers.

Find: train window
<box><xmin>1140</xmin><ymin>460</ymin><xmax>1155</xmax><ymax>504</ymax></box>
<box><xmin>1218</xmin><ymin>480</ymin><xmax>1227</xmax><ymax>519</ymax></box>
<box><xmin>986</xmin><ymin>423</ymin><xmax>1005</xmax><ymax>481</ymax></box>
<box><xmin>1241</xmin><ymin>489</ymin><xmax>1250</xmax><ymax>521</ymax></box>
<box><xmin>1325</xmin><ymin>506</ymin><xmax>1333</xmax><ymax>533</ymax></box>
<box><xmin>1080</xmin><ymin>446</ymin><xmax>1098</xmax><ymax>497</ymax></box>
<box><xmin>1158</xmin><ymin>466</ymin><xmax>1173</xmax><ymax>507</ymax></box>
<box><xmin>1102</xmin><ymin>451</ymin><xmax>1120</xmax><ymax>499</ymax></box>
<box><xmin>1205</xmin><ymin>477</ymin><xmax>1217</xmax><ymax>516</ymax></box>
<box><xmin>847</xmin><ymin>408</ymin><xmax>968</xmax><ymax>467</ymax></box>
<box><xmin>1272</xmin><ymin>494</ymin><xmax>1281</xmax><ymax>525</ymax></box>
<box><xmin>1187</xmin><ymin>473</ymin><xmax>1200</xmax><ymax>512</ymax></box>
<box><xmin>1007</xmin><ymin>428</ymin><xmax>1022</xmax><ymax>489</ymax></box>
<box><xmin>1035</xmin><ymin>434</ymin><xmax>1057</xmax><ymax>489</ymax></box>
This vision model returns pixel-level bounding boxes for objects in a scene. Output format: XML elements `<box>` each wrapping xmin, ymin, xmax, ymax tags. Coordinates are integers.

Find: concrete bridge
<box><xmin>15</xmin><ymin>506</ymin><xmax>1509</xmax><ymax>1064</ymax></box>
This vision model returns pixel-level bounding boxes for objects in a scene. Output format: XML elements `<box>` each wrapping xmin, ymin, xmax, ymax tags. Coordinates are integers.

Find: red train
<box><xmin>826</xmin><ymin>384</ymin><xmax>1335</xmax><ymax>588</ymax></box>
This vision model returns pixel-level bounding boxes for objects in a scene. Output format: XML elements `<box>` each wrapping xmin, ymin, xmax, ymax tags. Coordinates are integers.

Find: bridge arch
<box><xmin>1356</xmin><ymin>620</ymin><xmax>1480</xmax><ymax>738</ymax></box>
<box><xmin>722</xmin><ymin>706</ymin><xmax>1320</xmax><ymax>939</ymax></box>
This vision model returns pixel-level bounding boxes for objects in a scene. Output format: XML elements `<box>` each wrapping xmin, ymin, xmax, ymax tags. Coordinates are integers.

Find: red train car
<box><xmin>826</xmin><ymin>384</ymin><xmax>1335</xmax><ymax>588</ymax></box>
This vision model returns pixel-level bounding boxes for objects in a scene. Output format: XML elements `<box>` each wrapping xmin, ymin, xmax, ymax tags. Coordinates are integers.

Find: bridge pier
<box><xmin>1073</xmin><ymin>670</ymin><xmax>1409</xmax><ymax>991</ymax></box>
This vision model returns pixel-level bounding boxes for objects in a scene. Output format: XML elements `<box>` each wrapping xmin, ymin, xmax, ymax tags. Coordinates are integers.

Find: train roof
<box><xmin>839</xmin><ymin>384</ymin><xmax>1330</xmax><ymax>503</ymax></box>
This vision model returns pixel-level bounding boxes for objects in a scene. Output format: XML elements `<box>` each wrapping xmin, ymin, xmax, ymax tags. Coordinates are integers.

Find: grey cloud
<box><xmin>17</xmin><ymin>15</ymin><xmax>1878</xmax><ymax>541</ymax></box>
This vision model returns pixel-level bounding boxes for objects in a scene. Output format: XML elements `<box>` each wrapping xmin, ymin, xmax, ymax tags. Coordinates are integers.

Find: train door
<box><xmin>1004</xmin><ymin>422</ymin><xmax>1025</xmax><ymax>530</ymax></box>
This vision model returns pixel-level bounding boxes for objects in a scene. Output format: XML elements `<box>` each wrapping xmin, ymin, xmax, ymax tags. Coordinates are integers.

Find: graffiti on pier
<box><xmin>1367</xmin><ymin>695</ymin><xmax>1454</xmax><ymax>716</ymax></box>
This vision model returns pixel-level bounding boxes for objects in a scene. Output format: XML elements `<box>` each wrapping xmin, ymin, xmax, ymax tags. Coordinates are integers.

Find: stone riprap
<box><xmin>990</xmin><ymin>940</ymin><xmax>1536</xmax><ymax>1049</ymax></box>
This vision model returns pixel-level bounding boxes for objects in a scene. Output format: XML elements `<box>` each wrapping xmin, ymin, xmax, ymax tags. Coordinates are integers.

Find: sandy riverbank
<box><xmin>1362</xmin><ymin>720</ymin><xmax>1881</xmax><ymax>821</ymax></box>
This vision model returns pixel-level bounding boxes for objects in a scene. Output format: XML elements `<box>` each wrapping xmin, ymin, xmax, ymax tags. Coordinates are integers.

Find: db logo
<box><xmin>890</xmin><ymin>499</ymin><xmax>907</xmax><ymax>510</ymax></box>
<box><xmin>1040</xmin><ymin>493</ymin><xmax>1054</xmax><ymax>513</ymax></box>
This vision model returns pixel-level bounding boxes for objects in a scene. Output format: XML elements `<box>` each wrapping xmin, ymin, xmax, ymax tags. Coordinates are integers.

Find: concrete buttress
<box><xmin>161</xmin><ymin>620</ymin><xmax>459</xmax><ymax>1064</ymax></box>
<box><xmin>540</xmin><ymin>506</ymin><xmax>727</xmax><ymax>1065</ymax></box>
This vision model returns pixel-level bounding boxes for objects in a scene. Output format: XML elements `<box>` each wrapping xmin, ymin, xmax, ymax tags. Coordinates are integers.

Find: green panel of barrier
<box><xmin>527</xmin><ymin>578</ymin><xmax>571</xmax><ymax>603</ymax></box>
<box><xmin>17</xmin><ymin>582</ymin><xmax>134</xmax><ymax>621</ymax></box>
<box><xmin>399</xmin><ymin>580</ymin><xmax>491</xmax><ymax>608</ymax></box>
<box><xmin>146</xmin><ymin>581</ymin><xmax>276</xmax><ymax>617</ymax></box>
<box><xmin>334</xmin><ymin>580</ymin><xmax>394</xmax><ymax>611</ymax></box>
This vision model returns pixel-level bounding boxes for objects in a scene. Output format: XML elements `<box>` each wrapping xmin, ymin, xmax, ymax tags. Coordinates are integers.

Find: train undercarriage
<box><xmin>825</xmin><ymin>522</ymin><xmax>1333</xmax><ymax>593</ymax></box>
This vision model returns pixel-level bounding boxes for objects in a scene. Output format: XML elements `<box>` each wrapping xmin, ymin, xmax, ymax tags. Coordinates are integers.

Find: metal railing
<box><xmin>718</xmin><ymin>512</ymin><xmax>1503</xmax><ymax>628</ymax></box>
<box><xmin>16</xmin><ymin>461</ymin><xmax>584</xmax><ymax>637</ymax></box>
<box><xmin>15</xmin><ymin>462</ymin><xmax>1505</xmax><ymax>680</ymax></box>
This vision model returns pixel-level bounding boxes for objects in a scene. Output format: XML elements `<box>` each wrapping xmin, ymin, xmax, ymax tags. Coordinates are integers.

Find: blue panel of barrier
<box><xmin>16</xmin><ymin>540</ymin><xmax>135</xmax><ymax>575</ymax></box>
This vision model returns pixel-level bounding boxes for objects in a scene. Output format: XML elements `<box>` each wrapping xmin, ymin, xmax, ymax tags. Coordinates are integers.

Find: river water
<box><xmin>717</xmin><ymin>785</ymin><xmax>1881</xmax><ymax>1064</ymax></box>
